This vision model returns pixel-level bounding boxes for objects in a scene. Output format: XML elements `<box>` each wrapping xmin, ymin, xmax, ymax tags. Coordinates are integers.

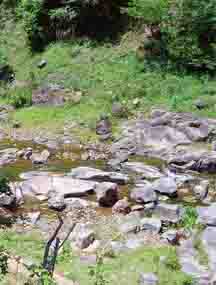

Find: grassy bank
<box><xmin>0</xmin><ymin>229</ymin><xmax>192</xmax><ymax>285</ymax></box>
<box><xmin>1</xmin><ymin>19</ymin><xmax>216</xmax><ymax>141</ymax></box>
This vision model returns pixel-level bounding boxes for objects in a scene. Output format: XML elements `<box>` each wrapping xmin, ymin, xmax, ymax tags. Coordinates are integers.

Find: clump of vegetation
<box><xmin>161</xmin><ymin>0</ymin><xmax>216</xmax><ymax>71</ymax></box>
<box><xmin>180</xmin><ymin>206</ymin><xmax>198</xmax><ymax>230</ymax></box>
<box><xmin>0</xmin><ymin>174</ymin><xmax>11</xmax><ymax>194</ymax></box>
<box><xmin>7</xmin><ymin>86</ymin><xmax>32</xmax><ymax>108</ymax></box>
<box><xmin>0</xmin><ymin>246</ymin><xmax>8</xmax><ymax>282</ymax></box>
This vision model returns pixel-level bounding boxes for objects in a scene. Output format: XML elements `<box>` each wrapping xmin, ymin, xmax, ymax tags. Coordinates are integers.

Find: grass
<box><xmin>1</xmin><ymin>15</ymin><xmax>216</xmax><ymax>143</ymax></box>
<box><xmin>0</xmin><ymin>229</ymin><xmax>193</xmax><ymax>285</ymax></box>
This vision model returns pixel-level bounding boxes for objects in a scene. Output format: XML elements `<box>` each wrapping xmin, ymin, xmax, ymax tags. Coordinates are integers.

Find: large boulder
<box><xmin>152</xmin><ymin>177</ymin><xmax>177</xmax><ymax>197</ymax></box>
<box><xmin>130</xmin><ymin>184</ymin><xmax>157</xmax><ymax>204</ymax></box>
<box><xmin>20</xmin><ymin>175</ymin><xmax>98</xmax><ymax>200</ymax></box>
<box><xmin>95</xmin><ymin>182</ymin><xmax>119</xmax><ymax>207</ymax></box>
<box><xmin>69</xmin><ymin>167</ymin><xmax>129</xmax><ymax>185</ymax></box>
<box><xmin>112</xmin><ymin>198</ymin><xmax>131</xmax><ymax>215</ymax></box>
<box><xmin>30</xmin><ymin>150</ymin><xmax>50</xmax><ymax>164</ymax></box>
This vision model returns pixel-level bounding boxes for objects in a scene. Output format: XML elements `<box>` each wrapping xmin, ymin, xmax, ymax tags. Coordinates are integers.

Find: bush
<box><xmin>128</xmin><ymin>0</ymin><xmax>169</xmax><ymax>25</ymax></box>
<box><xmin>161</xmin><ymin>0</ymin><xmax>216</xmax><ymax>71</ymax></box>
<box><xmin>8</xmin><ymin>86</ymin><xmax>32</xmax><ymax>108</ymax></box>
<box><xmin>0</xmin><ymin>175</ymin><xmax>10</xmax><ymax>194</ymax></box>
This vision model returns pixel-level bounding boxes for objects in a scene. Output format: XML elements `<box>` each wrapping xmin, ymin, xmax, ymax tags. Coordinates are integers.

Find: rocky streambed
<box><xmin>1</xmin><ymin>109</ymin><xmax>216</xmax><ymax>284</ymax></box>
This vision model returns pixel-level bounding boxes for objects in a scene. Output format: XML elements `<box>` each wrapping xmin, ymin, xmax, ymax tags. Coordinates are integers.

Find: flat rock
<box><xmin>197</xmin><ymin>203</ymin><xmax>216</xmax><ymax>226</ymax></box>
<box><xmin>122</xmin><ymin>162</ymin><xmax>163</xmax><ymax>179</ymax></box>
<box><xmin>20</xmin><ymin>176</ymin><xmax>98</xmax><ymax>199</ymax></box>
<box><xmin>69</xmin><ymin>166</ymin><xmax>129</xmax><ymax>185</ymax></box>
<box><xmin>152</xmin><ymin>177</ymin><xmax>177</xmax><ymax>197</ymax></box>
<box><xmin>140</xmin><ymin>218</ymin><xmax>161</xmax><ymax>234</ymax></box>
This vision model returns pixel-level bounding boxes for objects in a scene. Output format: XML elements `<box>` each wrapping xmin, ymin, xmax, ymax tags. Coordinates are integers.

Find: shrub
<box><xmin>161</xmin><ymin>0</ymin><xmax>216</xmax><ymax>71</ymax></box>
<box><xmin>180</xmin><ymin>207</ymin><xmax>198</xmax><ymax>230</ymax></box>
<box><xmin>8</xmin><ymin>86</ymin><xmax>32</xmax><ymax>108</ymax></box>
<box><xmin>0</xmin><ymin>174</ymin><xmax>11</xmax><ymax>194</ymax></box>
<box><xmin>128</xmin><ymin>0</ymin><xmax>169</xmax><ymax>25</ymax></box>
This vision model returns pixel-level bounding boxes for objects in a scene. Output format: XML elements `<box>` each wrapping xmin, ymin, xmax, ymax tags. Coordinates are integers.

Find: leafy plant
<box><xmin>8</xmin><ymin>86</ymin><xmax>32</xmax><ymax>108</ymax></box>
<box><xmin>128</xmin><ymin>0</ymin><xmax>169</xmax><ymax>25</ymax></box>
<box><xmin>89</xmin><ymin>255</ymin><xmax>109</xmax><ymax>285</ymax></box>
<box><xmin>0</xmin><ymin>245</ymin><xmax>8</xmax><ymax>281</ymax></box>
<box><xmin>180</xmin><ymin>207</ymin><xmax>198</xmax><ymax>230</ymax></box>
<box><xmin>0</xmin><ymin>174</ymin><xmax>11</xmax><ymax>194</ymax></box>
<box><xmin>161</xmin><ymin>0</ymin><xmax>216</xmax><ymax>71</ymax></box>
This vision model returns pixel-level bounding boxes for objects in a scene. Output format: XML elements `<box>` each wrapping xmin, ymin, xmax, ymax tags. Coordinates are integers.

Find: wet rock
<box><xmin>193</xmin><ymin>180</ymin><xmax>209</xmax><ymax>201</ymax></box>
<box><xmin>70</xmin><ymin>223</ymin><xmax>95</xmax><ymax>249</ymax></box>
<box><xmin>48</xmin><ymin>190</ymin><xmax>66</xmax><ymax>211</ymax></box>
<box><xmin>139</xmin><ymin>272</ymin><xmax>158</xmax><ymax>285</ymax></box>
<box><xmin>197</xmin><ymin>203</ymin><xmax>216</xmax><ymax>226</ymax></box>
<box><xmin>112</xmin><ymin>198</ymin><xmax>131</xmax><ymax>215</ymax></box>
<box><xmin>130</xmin><ymin>184</ymin><xmax>157</xmax><ymax>204</ymax></box>
<box><xmin>20</xmin><ymin>176</ymin><xmax>98</xmax><ymax>199</ymax></box>
<box><xmin>152</xmin><ymin>177</ymin><xmax>177</xmax><ymax>197</ymax></box>
<box><xmin>122</xmin><ymin>162</ymin><xmax>163</xmax><ymax>180</ymax></box>
<box><xmin>154</xmin><ymin>203</ymin><xmax>183</xmax><ymax>223</ymax></box>
<box><xmin>140</xmin><ymin>218</ymin><xmax>161</xmax><ymax>234</ymax></box>
<box><xmin>95</xmin><ymin>182</ymin><xmax>119</xmax><ymax>207</ymax></box>
<box><xmin>69</xmin><ymin>166</ymin><xmax>129</xmax><ymax>185</ymax></box>
<box><xmin>96</xmin><ymin>115</ymin><xmax>112</xmax><ymax>136</ymax></box>
<box><xmin>30</xmin><ymin>149</ymin><xmax>50</xmax><ymax>164</ymax></box>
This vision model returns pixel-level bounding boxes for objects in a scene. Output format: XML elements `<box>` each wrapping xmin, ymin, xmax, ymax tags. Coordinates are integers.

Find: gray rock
<box><xmin>70</xmin><ymin>223</ymin><xmax>95</xmax><ymax>249</ymax></box>
<box><xmin>154</xmin><ymin>203</ymin><xmax>183</xmax><ymax>223</ymax></box>
<box><xmin>193</xmin><ymin>180</ymin><xmax>209</xmax><ymax>201</ymax></box>
<box><xmin>194</xmin><ymin>99</ymin><xmax>208</xmax><ymax>110</ymax></box>
<box><xmin>112</xmin><ymin>198</ymin><xmax>131</xmax><ymax>214</ymax></box>
<box><xmin>152</xmin><ymin>177</ymin><xmax>177</xmax><ymax>197</ymax></box>
<box><xmin>140</xmin><ymin>218</ymin><xmax>161</xmax><ymax>234</ymax></box>
<box><xmin>0</xmin><ymin>148</ymin><xmax>17</xmax><ymax>166</ymax></box>
<box><xmin>30</xmin><ymin>149</ymin><xmax>50</xmax><ymax>164</ymax></box>
<box><xmin>202</xmin><ymin>227</ymin><xmax>216</xmax><ymax>272</ymax></box>
<box><xmin>122</xmin><ymin>162</ymin><xmax>163</xmax><ymax>180</ymax></box>
<box><xmin>95</xmin><ymin>182</ymin><xmax>119</xmax><ymax>207</ymax></box>
<box><xmin>96</xmin><ymin>116</ymin><xmax>112</xmax><ymax>135</ymax></box>
<box><xmin>119</xmin><ymin>213</ymin><xmax>141</xmax><ymax>234</ymax></box>
<box><xmin>139</xmin><ymin>273</ymin><xmax>158</xmax><ymax>285</ymax></box>
<box><xmin>37</xmin><ymin>59</ymin><xmax>47</xmax><ymax>69</ymax></box>
<box><xmin>161</xmin><ymin>230</ymin><xmax>179</xmax><ymax>245</ymax></box>
<box><xmin>197</xmin><ymin>203</ymin><xmax>216</xmax><ymax>226</ymax></box>
<box><xmin>20</xmin><ymin>176</ymin><xmax>97</xmax><ymax>199</ymax></box>
<box><xmin>69</xmin><ymin>166</ymin><xmax>129</xmax><ymax>185</ymax></box>
<box><xmin>48</xmin><ymin>190</ymin><xmax>66</xmax><ymax>211</ymax></box>
<box><xmin>130</xmin><ymin>184</ymin><xmax>157</xmax><ymax>204</ymax></box>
